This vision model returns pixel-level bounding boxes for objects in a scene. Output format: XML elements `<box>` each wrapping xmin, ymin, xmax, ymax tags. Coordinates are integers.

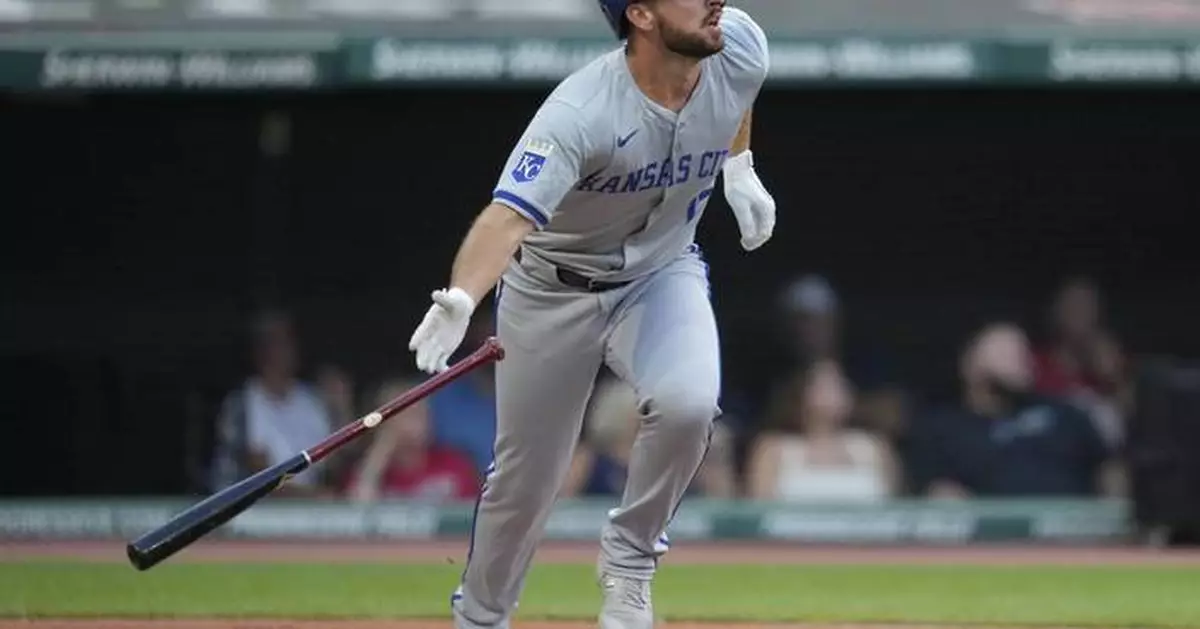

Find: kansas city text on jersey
<box><xmin>574</xmin><ymin>148</ymin><xmax>731</xmax><ymax>195</ymax></box>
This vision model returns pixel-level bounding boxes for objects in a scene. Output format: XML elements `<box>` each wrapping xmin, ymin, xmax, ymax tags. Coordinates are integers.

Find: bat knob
<box><xmin>483</xmin><ymin>336</ymin><xmax>506</xmax><ymax>361</ymax></box>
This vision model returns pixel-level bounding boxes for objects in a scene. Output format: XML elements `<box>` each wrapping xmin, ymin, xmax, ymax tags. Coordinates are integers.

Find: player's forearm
<box><xmin>449</xmin><ymin>203</ymin><xmax>535</xmax><ymax>303</ymax></box>
<box><xmin>730</xmin><ymin>109</ymin><xmax>753</xmax><ymax>155</ymax></box>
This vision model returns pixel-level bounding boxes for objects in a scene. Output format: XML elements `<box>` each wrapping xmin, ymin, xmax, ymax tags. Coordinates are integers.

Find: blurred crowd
<box><xmin>205</xmin><ymin>274</ymin><xmax>1132</xmax><ymax>505</ymax></box>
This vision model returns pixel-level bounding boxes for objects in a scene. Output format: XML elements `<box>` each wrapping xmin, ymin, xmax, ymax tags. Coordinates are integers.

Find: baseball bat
<box><xmin>125</xmin><ymin>337</ymin><xmax>505</xmax><ymax>572</ymax></box>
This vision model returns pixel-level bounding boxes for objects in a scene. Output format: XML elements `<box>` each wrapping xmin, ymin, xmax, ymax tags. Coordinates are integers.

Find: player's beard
<box><xmin>659</xmin><ymin>19</ymin><xmax>723</xmax><ymax>59</ymax></box>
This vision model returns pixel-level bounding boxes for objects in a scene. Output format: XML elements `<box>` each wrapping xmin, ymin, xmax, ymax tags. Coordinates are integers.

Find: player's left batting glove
<box><xmin>722</xmin><ymin>150</ymin><xmax>776</xmax><ymax>251</ymax></box>
<box><xmin>408</xmin><ymin>287</ymin><xmax>477</xmax><ymax>374</ymax></box>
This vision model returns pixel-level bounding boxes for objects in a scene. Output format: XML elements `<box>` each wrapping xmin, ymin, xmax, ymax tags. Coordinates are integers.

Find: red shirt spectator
<box><xmin>1033</xmin><ymin>349</ymin><xmax>1097</xmax><ymax>395</ymax></box>
<box><xmin>1033</xmin><ymin>278</ymin><xmax>1125</xmax><ymax>398</ymax></box>
<box><xmin>344</xmin><ymin>377</ymin><xmax>480</xmax><ymax>504</ymax></box>
<box><xmin>346</xmin><ymin>445</ymin><xmax>478</xmax><ymax>502</ymax></box>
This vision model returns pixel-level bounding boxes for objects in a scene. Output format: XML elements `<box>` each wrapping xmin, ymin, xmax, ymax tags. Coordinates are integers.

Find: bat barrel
<box><xmin>126</xmin><ymin>453</ymin><xmax>310</xmax><ymax>571</ymax></box>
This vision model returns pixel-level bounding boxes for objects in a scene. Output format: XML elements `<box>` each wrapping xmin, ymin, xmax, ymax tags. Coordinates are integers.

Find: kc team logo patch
<box><xmin>512</xmin><ymin>139</ymin><xmax>555</xmax><ymax>183</ymax></box>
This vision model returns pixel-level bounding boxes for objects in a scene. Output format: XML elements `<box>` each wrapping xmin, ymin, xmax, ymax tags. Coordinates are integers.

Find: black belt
<box><xmin>514</xmin><ymin>248</ymin><xmax>631</xmax><ymax>293</ymax></box>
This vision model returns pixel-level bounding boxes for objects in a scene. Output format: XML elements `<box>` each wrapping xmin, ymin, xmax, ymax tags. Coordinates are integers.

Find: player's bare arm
<box><xmin>722</xmin><ymin>107</ymin><xmax>774</xmax><ymax>251</ymax></box>
<box><xmin>714</xmin><ymin>5</ymin><xmax>774</xmax><ymax>251</ymax></box>
<box><xmin>730</xmin><ymin>108</ymin><xmax>753</xmax><ymax>155</ymax></box>
<box><xmin>409</xmin><ymin>98</ymin><xmax>587</xmax><ymax>374</ymax></box>
<box><xmin>449</xmin><ymin>203</ymin><xmax>534</xmax><ymax>304</ymax></box>
<box><xmin>406</xmin><ymin>203</ymin><xmax>532</xmax><ymax>374</ymax></box>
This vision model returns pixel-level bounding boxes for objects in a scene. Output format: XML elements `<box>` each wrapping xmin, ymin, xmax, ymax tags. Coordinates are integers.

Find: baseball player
<box><xmin>407</xmin><ymin>1</ymin><xmax>774</xmax><ymax>627</ymax></box>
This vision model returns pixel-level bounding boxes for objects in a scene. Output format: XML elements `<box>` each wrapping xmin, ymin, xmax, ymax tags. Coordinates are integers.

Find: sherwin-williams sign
<box><xmin>0</xmin><ymin>498</ymin><xmax>1131</xmax><ymax>542</ymax></box>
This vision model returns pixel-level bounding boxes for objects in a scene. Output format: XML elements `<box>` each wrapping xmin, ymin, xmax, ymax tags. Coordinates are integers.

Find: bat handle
<box><xmin>479</xmin><ymin>336</ymin><xmax>505</xmax><ymax>362</ymax></box>
<box><xmin>307</xmin><ymin>337</ymin><xmax>504</xmax><ymax>464</ymax></box>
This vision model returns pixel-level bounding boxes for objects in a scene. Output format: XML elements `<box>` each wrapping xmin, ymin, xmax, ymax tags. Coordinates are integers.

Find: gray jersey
<box><xmin>491</xmin><ymin>7</ymin><xmax>769</xmax><ymax>282</ymax></box>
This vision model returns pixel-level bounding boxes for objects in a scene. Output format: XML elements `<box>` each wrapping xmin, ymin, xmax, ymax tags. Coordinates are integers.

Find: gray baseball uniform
<box><xmin>452</xmin><ymin>8</ymin><xmax>768</xmax><ymax>628</ymax></box>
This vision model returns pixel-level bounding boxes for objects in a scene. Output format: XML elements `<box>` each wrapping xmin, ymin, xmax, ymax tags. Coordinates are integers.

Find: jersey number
<box><xmin>686</xmin><ymin>187</ymin><xmax>714</xmax><ymax>223</ymax></box>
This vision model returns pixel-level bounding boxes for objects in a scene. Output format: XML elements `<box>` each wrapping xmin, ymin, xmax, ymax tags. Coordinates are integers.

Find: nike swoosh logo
<box><xmin>616</xmin><ymin>129</ymin><xmax>638</xmax><ymax>148</ymax></box>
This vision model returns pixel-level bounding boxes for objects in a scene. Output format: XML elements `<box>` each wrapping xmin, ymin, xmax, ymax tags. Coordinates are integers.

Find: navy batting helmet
<box><xmin>597</xmin><ymin>0</ymin><xmax>631</xmax><ymax>39</ymax></box>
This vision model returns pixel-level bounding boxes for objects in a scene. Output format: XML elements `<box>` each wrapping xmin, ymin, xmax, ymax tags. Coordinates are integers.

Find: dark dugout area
<box><xmin>1</xmin><ymin>86</ymin><xmax>1197</xmax><ymax>521</ymax></box>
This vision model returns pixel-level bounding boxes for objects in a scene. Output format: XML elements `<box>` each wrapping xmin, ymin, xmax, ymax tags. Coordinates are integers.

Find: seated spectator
<box><xmin>768</xmin><ymin>274</ymin><xmax>911</xmax><ymax>449</ymax></box>
<box><xmin>315</xmin><ymin>363</ymin><xmax>360</xmax><ymax>488</ymax></box>
<box><xmin>560</xmin><ymin>371</ymin><xmax>736</xmax><ymax>498</ymax></box>
<box><xmin>1033</xmin><ymin>277</ymin><xmax>1130</xmax><ymax>449</ymax></box>
<box><xmin>345</xmin><ymin>377</ymin><xmax>480</xmax><ymax>504</ymax></box>
<box><xmin>907</xmin><ymin>322</ymin><xmax>1120</xmax><ymax>498</ymax></box>
<box><xmin>209</xmin><ymin>310</ymin><xmax>336</xmax><ymax>496</ymax></box>
<box><xmin>746</xmin><ymin>361</ymin><xmax>898</xmax><ymax>502</ymax></box>
<box><xmin>780</xmin><ymin>274</ymin><xmax>841</xmax><ymax>368</ymax></box>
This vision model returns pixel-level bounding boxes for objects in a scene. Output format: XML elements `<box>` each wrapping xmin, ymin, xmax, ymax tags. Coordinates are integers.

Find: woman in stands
<box><xmin>746</xmin><ymin>360</ymin><xmax>898</xmax><ymax>501</ymax></box>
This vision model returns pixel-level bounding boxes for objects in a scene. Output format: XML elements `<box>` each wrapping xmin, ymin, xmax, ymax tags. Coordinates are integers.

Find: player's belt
<box><xmin>514</xmin><ymin>248</ymin><xmax>631</xmax><ymax>293</ymax></box>
<box><xmin>555</xmin><ymin>267</ymin><xmax>632</xmax><ymax>292</ymax></box>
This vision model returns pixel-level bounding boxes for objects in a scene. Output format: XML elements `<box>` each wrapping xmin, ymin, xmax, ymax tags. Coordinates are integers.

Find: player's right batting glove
<box><xmin>408</xmin><ymin>287</ymin><xmax>477</xmax><ymax>374</ymax></box>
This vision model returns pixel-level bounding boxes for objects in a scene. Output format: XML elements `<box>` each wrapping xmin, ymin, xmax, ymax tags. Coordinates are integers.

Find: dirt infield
<box><xmin>0</xmin><ymin>623</ymin><xmax>1121</xmax><ymax>629</ymax></box>
<box><xmin>0</xmin><ymin>622</ymin><xmax>1124</xmax><ymax>629</ymax></box>
<box><xmin>5</xmin><ymin>538</ymin><xmax>1200</xmax><ymax>629</ymax></box>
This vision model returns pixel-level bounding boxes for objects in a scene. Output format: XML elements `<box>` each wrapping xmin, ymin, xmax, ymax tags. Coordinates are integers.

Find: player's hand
<box><xmin>722</xmin><ymin>150</ymin><xmax>776</xmax><ymax>251</ymax></box>
<box><xmin>408</xmin><ymin>287</ymin><xmax>477</xmax><ymax>374</ymax></box>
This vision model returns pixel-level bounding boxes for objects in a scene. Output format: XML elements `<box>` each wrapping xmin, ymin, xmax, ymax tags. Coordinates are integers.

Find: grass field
<box><xmin>4</xmin><ymin>541</ymin><xmax>1200</xmax><ymax>628</ymax></box>
<box><xmin>4</xmin><ymin>558</ymin><xmax>1200</xmax><ymax>627</ymax></box>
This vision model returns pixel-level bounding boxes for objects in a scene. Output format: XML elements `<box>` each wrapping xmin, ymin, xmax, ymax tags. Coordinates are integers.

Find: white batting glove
<box><xmin>407</xmin><ymin>287</ymin><xmax>476</xmax><ymax>374</ymax></box>
<box><xmin>722</xmin><ymin>150</ymin><xmax>776</xmax><ymax>251</ymax></box>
